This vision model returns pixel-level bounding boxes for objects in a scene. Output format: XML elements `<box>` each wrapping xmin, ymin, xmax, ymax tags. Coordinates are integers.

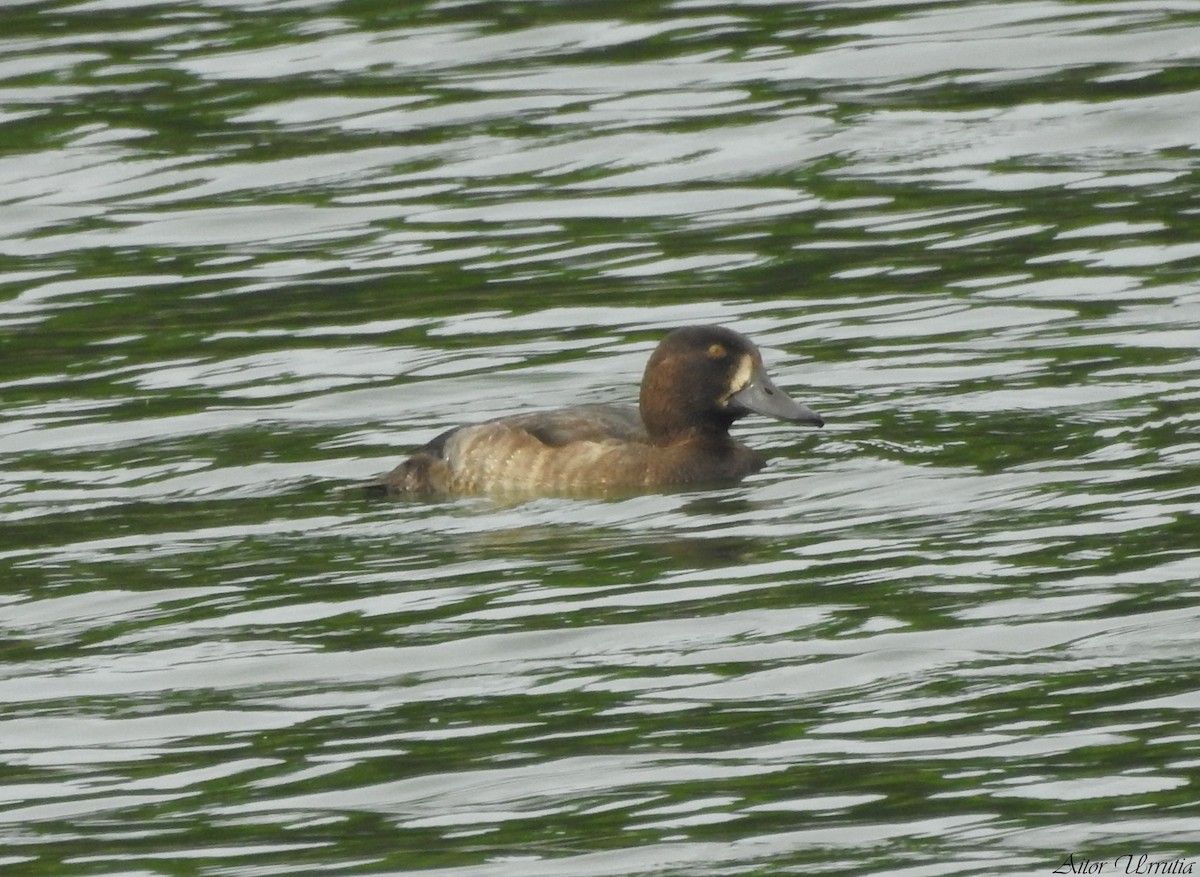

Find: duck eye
<box><xmin>707</xmin><ymin>343</ymin><xmax>727</xmax><ymax>359</ymax></box>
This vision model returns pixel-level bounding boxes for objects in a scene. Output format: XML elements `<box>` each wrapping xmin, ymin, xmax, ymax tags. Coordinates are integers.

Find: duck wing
<box><xmin>506</xmin><ymin>404</ymin><xmax>646</xmax><ymax>447</ymax></box>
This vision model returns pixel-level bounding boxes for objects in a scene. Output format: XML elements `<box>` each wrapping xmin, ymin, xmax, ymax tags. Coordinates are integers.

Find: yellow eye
<box><xmin>707</xmin><ymin>343</ymin><xmax>726</xmax><ymax>359</ymax></box>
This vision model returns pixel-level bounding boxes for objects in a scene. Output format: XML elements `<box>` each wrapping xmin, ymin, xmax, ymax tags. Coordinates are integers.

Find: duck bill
<box><xmin>730</xmin><ymin>368</ymin><xmax>824</xmax><ymax>427</ymax></box>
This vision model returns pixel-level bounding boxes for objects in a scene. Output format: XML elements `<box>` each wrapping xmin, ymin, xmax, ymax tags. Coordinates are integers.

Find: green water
<box><xmin>3</xmin><ymin>0</ymin><xmax>1200</xmax><ymax>875</ymax></box>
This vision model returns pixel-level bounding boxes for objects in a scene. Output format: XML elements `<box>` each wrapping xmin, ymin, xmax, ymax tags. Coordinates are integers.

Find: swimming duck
<box><xmin>364</xmin><ymin>325</ymin><xmax>823</xmax><ymax>498</ymax></box>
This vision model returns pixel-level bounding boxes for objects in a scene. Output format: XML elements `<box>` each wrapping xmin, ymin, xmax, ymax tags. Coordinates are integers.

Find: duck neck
<box><xmin>640</xmin><ymin>399</ymin><xmax>736</xmax><ymax>447</ymax></box>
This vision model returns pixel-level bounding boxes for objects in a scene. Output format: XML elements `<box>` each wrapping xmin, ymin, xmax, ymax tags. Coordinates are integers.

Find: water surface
<box><xmin>3</xmin><ymin>0</ymin><xmax>1200</xmax><ymax>875</ymax></box>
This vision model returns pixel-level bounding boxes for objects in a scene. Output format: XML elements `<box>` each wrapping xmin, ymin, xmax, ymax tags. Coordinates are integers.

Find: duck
<box><xmin>362</xmin><ymin>325</ymin><xmax>823</xmax><ymax>498</ymax></box>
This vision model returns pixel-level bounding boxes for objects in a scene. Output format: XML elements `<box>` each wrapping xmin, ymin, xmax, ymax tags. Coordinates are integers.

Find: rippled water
<box><xmin>3</xmin><ymin>1</ymin><xmax>1200</xmax><ymax>875</ymax></box>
